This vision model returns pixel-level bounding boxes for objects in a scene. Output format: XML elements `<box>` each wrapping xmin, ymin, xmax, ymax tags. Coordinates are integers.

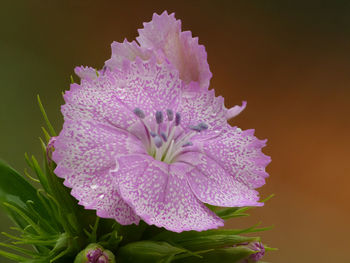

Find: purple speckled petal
<box><xmin>226</xmin><ymin>101</ymin><xmax>247</xmax><ymax>120</ymax></box>
<box><xmin>111</xmin><ymin>57</ymin><xmax>181</xmax><ymax>114</ymax></box>
<box><xmin>105</xmin><ymin>39</ymin><xmax>153</xmax><ymax>70</ymax></box>
<box><xmin>176</xmin><ymin>152</ymin><xmax>262</xmax><ymax>207</ymax></box>
<box><xmin>74</xmin><ymin>66</ymin><xmax>98</xmax><ymax>81</ymax></box>
<box><xmin>52</xmin><ymin>119</ymin><xmax>143</xmax><ymax>224</ymax></box>
<box><xmin>178</xmin><ymin>83</ymin><xmax>227</xmax><ymax>130</ymax></box>
<box><xmin>62</xmin><ymin>81</ymin><xmax>139</xmax><ymax>131</ymax></box>
<box><xmin>137</xmin><ymin>11</ymin><xmax>212</xmax><ymax>90</ymax></box>
<box><xmin>195</xmin><ymin>124</ymin><xmax>271</xmax><ymax>189</ymax></box>
<box><xmin>113</xmin><ymin>154</ymin><xmax>224</xmax><ymax>232</ymax></box>
<box><xmin>64</xmin><ymin>58</ymin><xmax>181</xmax><ymax>133</ymax></box>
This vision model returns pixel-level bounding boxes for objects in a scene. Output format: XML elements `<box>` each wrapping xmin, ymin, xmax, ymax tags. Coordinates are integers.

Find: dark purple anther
<box><xmin>133</xmin><ymin>108</ymin><xmax>145</xmax><ymax>119</ymax></box>
<box><xmin>198</xmin><ymin>122</ymin><xmax>208</xmax><ymax>131</ymax></box>
<box><xmin>160</xmin><ymin>132</ymin><xmax>167</xmax><ymax>142</ymax></box>
<box><xmin>166</xmin><ymin>109</ymin><xmax>174</xmax><ymax>121</ymax></box>
<box><xmin>182</xmin><ymin>142</ymin><xmax>193</xmax><ymax>147</ymax></box>
<box><xmin>150</xmin><ymin>131</ymin><xmax>157</xmax><ymax>137</ymax></box>
<box><xmin>155</xmin><ymin>111</ymin><xmax>163</xmax><ymax>124</ymax></box>
<box><xmin>175</xmin><ymin>112</ymin><xmax>181</xmax><ymax>126</ymax></box>
<box><xmin>154</xmin><ymin>135</ymin><xmax>163</xmax><ymax>148</ymax></box>
<box><xmin>190</xmin><ymin>122</ymin><xmax>208</xmax><ymax>132</ymax></box>
<box><xmin>190</xmin><ymin>125</ymin><xmax>202</xmax><ymax>132</ymax></box>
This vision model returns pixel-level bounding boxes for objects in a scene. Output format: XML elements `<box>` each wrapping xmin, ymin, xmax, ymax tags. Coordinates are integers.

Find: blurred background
<box><xmin>1</xmin><ymin>0</ymin><xmax>349</xmax><ymax>262</ymax></box>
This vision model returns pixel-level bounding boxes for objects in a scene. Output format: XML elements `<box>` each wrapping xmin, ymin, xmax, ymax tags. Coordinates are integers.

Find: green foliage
<box><xmin>117</xmin><ymin>241</ymin><xmax>187</xmax><ymax>263</ymax></box>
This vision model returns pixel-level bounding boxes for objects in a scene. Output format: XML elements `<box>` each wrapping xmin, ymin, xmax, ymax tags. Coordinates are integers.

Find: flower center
<box><xmin>133</xmin><ymin>108</ymin><xmax>208</xmax><ymax>163</ymax></box>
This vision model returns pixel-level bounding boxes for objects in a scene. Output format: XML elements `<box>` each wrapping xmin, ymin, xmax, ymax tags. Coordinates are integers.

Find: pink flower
<box><xmin>52</xmin><ymin>11</ymin><xmax>270</xmax><ymax>232</ymax></box>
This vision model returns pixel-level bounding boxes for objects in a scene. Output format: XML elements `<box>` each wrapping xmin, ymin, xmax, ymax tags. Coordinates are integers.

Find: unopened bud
<box><xmin>46</xmin><ymin>137</ymin><xmax>56</xmax><ymax>164</ymax></box>
<box><xmin>74</xmin><ymin>243</ymin><xmax>115</xmax><ymax>263</ymax></box>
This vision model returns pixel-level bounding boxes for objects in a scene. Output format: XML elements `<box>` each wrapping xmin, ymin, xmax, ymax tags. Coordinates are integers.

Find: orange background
<box><xmin>0</xmin><ymin>1</ymin><xmax>349</xmax><ymax>262</ymax></box>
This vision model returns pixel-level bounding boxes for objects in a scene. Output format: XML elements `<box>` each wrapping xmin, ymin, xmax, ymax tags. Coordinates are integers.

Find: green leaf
<box><xmin>152</xmin><ymin>224</ymin><xmax>266</xmax><ymax>243</ymax></box>
<box><xmin>176</xmin><ymin>235</ymin><xmax>259</xmax><ymax>251</ymax></box>
<box><xmin>215</xmin><ymin>207</ymin><xmax>251</xmax><ymax>219</ymax></box>
<box><xmin>117</xmin><ymin>241</ymin><xmax>186</xmax><ymax>263</ymax></box>
<box><xmin>30</xmin><ymin>155</ymin><xmax>50</xmax><ymax>194</ymax></box>
<box><xmin>0</xmin><ymin>242</ymin><xmax>36</xmax><ymax>257</ymax></box>
<box><xmin>0</xmin><ymin>249</ymin><xmax>28</xmax><ymax>262</ymax></box>
<box><xmin>0</xmin><ymin>160</ymin><xmax>48</xmax><ymax>224</ymax></box>
<box><xmin>173</xmin><ymin>246</ymin><xmax>255</xmax><ymax>263</ymax></box>
<box><xmin>215</xmin><ymin>194</ymin><xmax>275</xmax><ymax>220</ymax></box>
<box><xmin>37</xmin><ymin>95</ymin><xmax>56</xmax><ymax>137</ymax></box>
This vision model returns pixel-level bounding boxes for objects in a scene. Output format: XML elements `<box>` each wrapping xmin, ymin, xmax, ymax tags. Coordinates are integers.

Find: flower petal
<box><xmin>114</xmin><ymin>155</ymin><xmax>223</xmax><ymax>232</ymax></box>
<box><xmin>176</xmin><ymin>152</ymin><xmax>262</xmax><ymax>207</ymax></box>
<box><xmin>178</xmin><ymin>83</ymin><xmax>227</xmax><ymax>130</ymax></box>
<box><xmin>74</xmin><ymin>66</ymin><xmax>98</xmax><ymax>81</ymax></box>
<box><xmin>63</xmin><ymin>57</ymin><xmax>182</xmax><ymax>134</ymax></box>
<box><xmin>62</xmin><ymin>81</ymin><xmax>140</xmax><ymax>131</ymax></box>
<box><xmin>105</xmin><ymin>39</ymin><xmax>153</xmax><ymax>70</ymax></box>
<box><xmin>137</xmin><ymin>11</ymin><xmax>212</xmax><ymax>89</ymax></box>
<box><xmin>52</xmin><ymin>119</ymin><xmax>144</xmax><ymax>224</ymax></box>
<box><xmin>113</xmin><ymin>57</ymin><xmax>181</xmax><ymax>114</ymax></box>
<box><xmin>226</xmin><ymin>101</ymin><xmax>247</xmax><ymax>120</ymax></box>
<box><xmin>196</xmin><ymin>125</ymin><xmax>271</xmax><ymax>189</ymax></box>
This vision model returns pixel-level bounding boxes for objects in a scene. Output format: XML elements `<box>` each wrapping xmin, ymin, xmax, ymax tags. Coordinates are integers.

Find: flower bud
<box><xmin>46</xmin><ymin>136</ymin><xmax>56</xmax><ymax>164</ymax></box>
<box><xmin>248</xmin><ymin>242</ymin><xmax>265</xmax><ymax>262</ymax></box>
<box><xmin>238</xmin><ymin>242</ymin><xmax>265</xmax><ymax>263</ymax></box>
<box><xmin>74</xmin><ymin>243</ymin><xmax>115</xmax><ymax>263</ymax></box>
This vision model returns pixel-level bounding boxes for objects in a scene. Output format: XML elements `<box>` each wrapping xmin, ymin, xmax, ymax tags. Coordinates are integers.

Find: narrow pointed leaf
<box><xmin>0</xmin><ymin>160</ymin><xmax>48</xmax><ymax>222</ymax></box>
<box><xmin>37</xmin><ymin>95</ymin><xmax>56</xmax><ymax>136</ymax></box>
<box><xmin>177</xmin><ymin>235</ymin><xmax>259</xmax><ymax>251</ymax></box>
<box><xmin>173</xmin><ymin>246</ymin><xmax>255</xmax><ymax>263</ymax></box>
<box><xmin>117</xmin><ymin>241</ymin><xmax>186</xmax><ymax>263</ymax></box>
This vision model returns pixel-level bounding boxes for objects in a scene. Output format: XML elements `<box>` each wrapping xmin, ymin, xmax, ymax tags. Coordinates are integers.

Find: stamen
<box><xmin>154</xmin><ymin>135</ymin><xmax>163</xmax><ymax>148</ymax></box>
<box><xmin>182</xmin><ymin>142</ymin><xmax>193</xmax><ymax>147</ymax></box>
<box><xmin>190</xmin><ymin>122</ymin><xmax>208</xmax><ymax>132</ymax></box>
<box><xmin>190</xmin><ymin>125</ymin><xmax>202</xmax><ymax>132</ymax></box>
<box><xmin>198</xmin><ymin>122</ymin><xmax>208</xmax><ymax>131</ymax></box>
<box><xmin>137</xmin><ymin>109</ymin><xmax>205</xmax><ymax>163</ymax></box>
<box><xmin>155</xmin><ymin>111</ymin><xmax>163</xmax><ymax>124</ymax></box>
<box><xmin>175</xmin><ymin>112</ymin><xmax>181</xmax><ymax>126</ymax></box>
<box><xmin>160</xmin><ymin>132</ymin><xmax>167</xmax><ymax>142</ymax></box>
<box><xmin>166</xmin><ymin>109</ymin><xmax>174</xmax><ymax>121</ymax></box>
<box><xmin>133</xmin><ymin>108</ymin><xmax>145</xmax><ymax>119</ymax></box>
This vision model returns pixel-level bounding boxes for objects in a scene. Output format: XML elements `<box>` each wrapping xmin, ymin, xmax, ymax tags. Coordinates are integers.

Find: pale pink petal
<box><xmin>195</xmin><ymin>124</ymin><xmax>271</xmax><ymax>189</ymax></box>
<box><xmin>113</xmin><ymin>155</ymin><xmax>224</xmax><ymax>232</ymax></box>
<box><xmin>74</xmin><ymin>66</ymin><xmax>98</xmax><ymax>80</ymax></box>
<box><xmin>226</xmin><ymin>101</ymin><xmax>247</xmax><ymax>120</ymax></box>
<box><xmin>62</xmin><ymin>81</ymin><xmax>140</xmax><ymax>131</ymax></box>
<box><xmin>176</xmin><ymin>152</ymin><xmax>262</xmax><ymax>207</ymax></box>
<box><xmin>137</xmin><ymin>11</ymin><xmax>212</xmax><ymax>89</ymax></box>
<box><xmin>178</xmin><ymin>83</ymin><xmax>227</xmax><ymax>130</ymax></box>
<box><xmin>112</xmin><ymin>57</ymin><xmax>181</xmax><ymax>114</ymax></box>
<box><xmin>105</xmin><ymin>39</ymin><xmax>153</xmax><ymax>70</ymax></box>
<box><xmin>52</xmin><ymin>119</ymin><xmax>144</xmax><ymax>224</ymax></box>
<box><xmin>64</xmin><ymin>58</ymin><xmax>181</xmax><ymax>134</ymax></box>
